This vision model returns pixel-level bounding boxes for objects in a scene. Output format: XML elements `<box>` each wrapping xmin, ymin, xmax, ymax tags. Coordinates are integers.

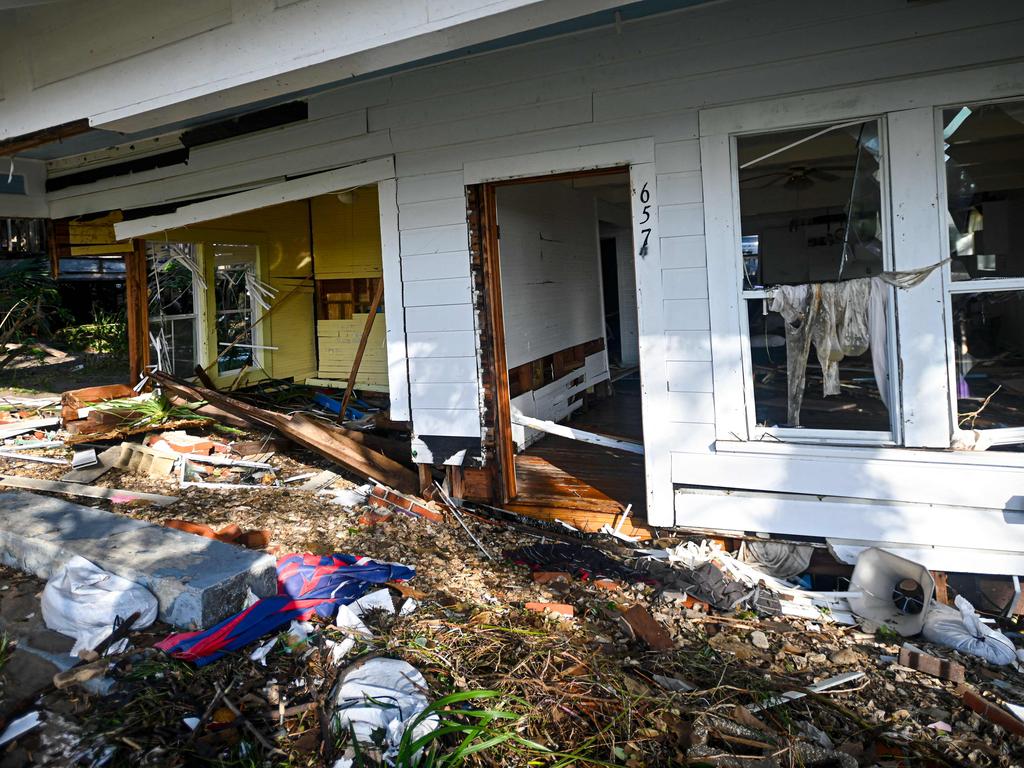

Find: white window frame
<box><xmin>732</xmin><ymin>116</ymin><xmax>901</xmax><ymax>447</ymax></box>
<box><xmin>146</xmin><ymin>241</ymin><xmax>202</xmax><ymax>378</ymax></box>
<box><xmin>211</xmin><ymin>242</ymin><xmax>264</xmax><ymax>378</ymax></box>
<box><xmin>936</xmin><ymin>97</ymin><xmax>1024</xmax><ymax>449</ymax></box>
<box><xmin>701</xmin><ymin>61</ymin><xmax>1024</xmax><ymax>462</ymax></box>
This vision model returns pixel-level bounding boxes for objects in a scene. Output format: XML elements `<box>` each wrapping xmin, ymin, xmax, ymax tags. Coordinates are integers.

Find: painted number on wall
<box><xmin>637</xmin><ymin>181</ymin><xmax>652</xmax><ymax>257</ymax></box>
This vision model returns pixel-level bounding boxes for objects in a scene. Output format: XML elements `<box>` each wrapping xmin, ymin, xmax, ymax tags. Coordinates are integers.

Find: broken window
<box><xmin>147</xmin><ymin>242</ymin><xmax>201</xmax><ymax>378</ymax></box>
<box><xmin>737</xmin><ymin>119</ymin><xmax>894</xmax><ymax>436</ymax></box>
<box><xmin>944</xmin><ymin>100</ymin><xmax>1024</xmax><ymax>448</ymax></box>
<box><xmin>213</xmin><ymin>244</ymin><xmax>261</xmax><ymax>376</ymax></box>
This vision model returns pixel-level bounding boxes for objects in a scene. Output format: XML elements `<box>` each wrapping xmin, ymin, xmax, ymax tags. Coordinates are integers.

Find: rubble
<box><xmin>0</xmin><ymin>375</ymin><xmax>1022</xmax><ymax>766</ymax></box>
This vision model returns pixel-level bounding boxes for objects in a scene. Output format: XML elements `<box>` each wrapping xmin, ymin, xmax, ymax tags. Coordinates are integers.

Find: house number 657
<box><xmin>638</xmin><ymin>182</ymin><xmax>652</xmax><ymax>257</ymax></box>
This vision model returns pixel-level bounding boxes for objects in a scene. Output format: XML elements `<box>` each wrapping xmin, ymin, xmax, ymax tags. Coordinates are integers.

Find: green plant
<box><xmin>0</xmin><ymin>632</ymin><xmax>13</xmax><ymax>672</ymax></box>
<box><xmin>92</xmin><ymin>394</ymin><xmax>210</xmax><ymax>428</ymax></box>
<box><xmin>57</xmin><ymin>307</ymin><xmax>128</xmax><ymax>358</ymax></box>
<box><xmin>0</xmin><ymin>257</ymin><xmax>68</xmax><ymax>370</ymax></box>
<box><xmin>343</xmin><ymin>690</ymin><xmax>624</xmax><ymax>768</ymax></box>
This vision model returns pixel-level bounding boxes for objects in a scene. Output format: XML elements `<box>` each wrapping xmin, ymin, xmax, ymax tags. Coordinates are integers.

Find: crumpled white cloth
<box><xmin>769</xmin><ymin>277</ymin><xmax>888</xmax><ymax>425</ymax></box>
<box><xmin>332</xmin><ymin>658</ymin><xmax>438</xmax><ymax>764</ymax></box>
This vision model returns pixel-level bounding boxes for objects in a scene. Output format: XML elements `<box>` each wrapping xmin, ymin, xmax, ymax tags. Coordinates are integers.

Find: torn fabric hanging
<box><xmin>766</xmin><ymin>258</ymin><xmax>948</xmax><ymax>427</ymax></box>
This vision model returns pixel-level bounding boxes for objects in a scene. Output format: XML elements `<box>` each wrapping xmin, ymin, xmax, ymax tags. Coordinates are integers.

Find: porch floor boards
<box><xmin>505</xmin><ymin>378</ymin><xmax>649</xmax><ymax>538</ymax></box>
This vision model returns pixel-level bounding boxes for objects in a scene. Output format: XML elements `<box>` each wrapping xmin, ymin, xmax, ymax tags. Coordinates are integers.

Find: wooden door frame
<box><xmin>475</xmin><ymin>166</ymin><xmax>630</xmax><ymax>505</ymax></box>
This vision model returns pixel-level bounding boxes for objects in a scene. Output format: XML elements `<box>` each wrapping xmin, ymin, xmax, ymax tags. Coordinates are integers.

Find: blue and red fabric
<box><xmin>156</xmin><ymin>553</ymin><xmax>414</xmax><ymax>666</ymax></box>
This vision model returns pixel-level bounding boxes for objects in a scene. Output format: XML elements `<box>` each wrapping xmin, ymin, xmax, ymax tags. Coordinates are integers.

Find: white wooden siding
<box><xmin>29</xmin><ymin>0</ymin><xmax>1024</xmax><ymax>533</ymax></box>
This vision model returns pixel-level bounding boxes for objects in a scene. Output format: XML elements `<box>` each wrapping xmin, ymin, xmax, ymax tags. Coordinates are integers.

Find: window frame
<box><xmin>731</xmin><ymin>116</ymin><xmax>902</xmax><ymax>446</ymax></box>
<box><xmin>700</xmin><ymin>62</ymin><xmax>1024</xmax><ymax>463</ymax></box>
<box><xmin>209</xmin><ymin>243</ymin><xmax>264</xmax><ymax>378</ymax></box>
<box><xmin>146</xmin><ymin>241</ymin><xmax>202</xmax><ymax>378</ymax></box>
<box><xmin>935</xmin><ymin>97</ymin><xmax>1024</xmax><ymax>449</ymax></box>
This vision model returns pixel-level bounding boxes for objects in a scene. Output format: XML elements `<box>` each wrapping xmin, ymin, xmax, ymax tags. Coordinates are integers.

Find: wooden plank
<box><xmin>125</xmin><ymin>240</ymin><xmax>149</xmax><ymax>386</ymax></box>
<box><xmin>481</xmin><ymin>182</ymin><xmax>516</xmax><ymax>503</ymax></box>
<box><xmin>0</xmin><ymin>119</ymin><xmax>91</xmax><ymax>157</ymax></box>
<box><xmin>152</xmin><ymin>371</ymin><xmax>417</xmax><ymax>493</ymax></box>
<box><xmin>511</xmin><ymin>414</ymin><xmax>644</xmax><ymax>454</ymax></box>
<box><xmin>0</xmin><ymin>475</ymin><xmax>178</xmax><ymax>506</ymax></box>
<box><xmin>339</xmin><ymin>277</ymin><xmax>384</xmax><ymax>419</ymax></box>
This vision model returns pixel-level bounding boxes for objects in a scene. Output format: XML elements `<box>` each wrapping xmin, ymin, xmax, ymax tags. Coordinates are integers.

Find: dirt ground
<box><xmin>0</xmin><ymin>346</ymin><xmax>128</xmax><ymax>400</ymax></box>
<box><xmin>0</xmin><ymin>426</ymin><xmax>1023</xmax><ymax>766</ymax></box>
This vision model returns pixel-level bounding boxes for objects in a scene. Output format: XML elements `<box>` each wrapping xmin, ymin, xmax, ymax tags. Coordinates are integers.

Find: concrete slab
<box><xmin>0</xmin><ymin>490</ymin><xmax>277</xmax><ymax>629</ymax></box>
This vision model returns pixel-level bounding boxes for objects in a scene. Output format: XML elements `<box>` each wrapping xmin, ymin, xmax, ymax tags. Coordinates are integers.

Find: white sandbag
<box><xmin>922</xmin><ymin>595</ymin><xmax>1020</xmax><ymax>666</ymax></box>
<box><xmin>41</xmin><ymin>555</ymin><xmax>158</xmax><ymax>656</ymax></box>
<box><xmin>332</xmin><ymin>657</ymin><xmax>438</xmax><ymax>763</ymax></box>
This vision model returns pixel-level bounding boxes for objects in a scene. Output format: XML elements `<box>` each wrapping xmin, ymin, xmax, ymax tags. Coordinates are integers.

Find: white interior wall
<box><xmin>29</xmin><ymin>0</ymin><xmax>1024</xmax><ymax>531</ymax></box>
<box><xmin>496</xmin><ymin>181</ymin><xmax>604</xmax><ymax>369</ymax></box>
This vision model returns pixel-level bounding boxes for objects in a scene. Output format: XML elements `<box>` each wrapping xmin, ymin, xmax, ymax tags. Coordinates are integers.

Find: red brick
<box><xmin>593</xmin><ymin>579</ymin><xmax>618</xmax><ymax>591</ymax></box>
<box><xmin>525</xmin><ymin>602</ymin><xmax>574</xmax><ymax>618</ymax></box>
<box><xmin>532</xmin><ymin>571</ymin><xmax>571</xmax><ymax>585</ymax></box>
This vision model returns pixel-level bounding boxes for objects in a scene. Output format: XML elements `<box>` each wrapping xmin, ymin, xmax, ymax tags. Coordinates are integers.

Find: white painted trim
<box><xmin>510</xmin><ymin>413</ymin><xmax>644</xmax><ymax>454</ymax></box>
<box><xmin>887</xmin><ymin>107</ymin><xmax>951</xmax><ymax>447</ymax></box>
<box><xmin>712</xmin><ymin>437</ymin><xmax>1024</xmax><ymax>469</ymax></box>
<box><xmin>378</xmin><ymin>178</ymin><xmax>412</xmax><ymax>422</ymax></box>
<box><xmin>700</xmin><ymin>133</ymin><xmax>748</xmax><ymax>441</ymax></box>
<box><xmin>463</xmin><ymin>138</ymin><xmax>654</xmax><ymax>184</ymax></box>
<box><xmin>114</xmin><ymin>157</ymin><xmax>395</xmax><ymax>240</ymax></box>
<box><xmin>699</xmin><ymin>61</ymin><xmax>1024</xmax><ymax>136</ymax></box>
<box><xmin>826</xmin><ymin>540</ymin><xmax>1024</xmax><ymax>577</ymax></box>
<box><xmin>675</xmin><ymin>486</ymin><xmax>1024</xmax><ymax>555</ymax></box>
<box><xmin>629</xmin><ymin>161</ymin><xmax>672</xmax><ymax>526</ymax></box>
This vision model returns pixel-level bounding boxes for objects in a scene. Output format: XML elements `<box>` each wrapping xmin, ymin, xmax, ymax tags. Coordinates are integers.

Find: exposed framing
<box><xmin>113</xmin><ymin>158</ymin><xmax>411</xmax><ymax>418</ymax></box>
<box><xmin>469</xmin><ymin>155</ymin><xmax>662</xmax><ymax>515</ymax></box>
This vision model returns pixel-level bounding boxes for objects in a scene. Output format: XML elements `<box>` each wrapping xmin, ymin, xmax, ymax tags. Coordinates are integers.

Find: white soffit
<box><xmin>114</xmin><ymin>156</ymin><xmax>395</xmax><ymax>240</ymax></box>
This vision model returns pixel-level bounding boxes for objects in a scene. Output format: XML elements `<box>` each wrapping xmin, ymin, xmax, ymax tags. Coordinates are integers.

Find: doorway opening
<box><xmin>477</xmin><ymin>168</ymin><xmax>647</xmax><ymax>533</ymax></box>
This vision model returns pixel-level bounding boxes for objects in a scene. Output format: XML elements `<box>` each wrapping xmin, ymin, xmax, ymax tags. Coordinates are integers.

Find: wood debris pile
<box><xmin>0</xmin><ymin>377</ymin><xmax>1021</xmax><ymax>766</ymax></box>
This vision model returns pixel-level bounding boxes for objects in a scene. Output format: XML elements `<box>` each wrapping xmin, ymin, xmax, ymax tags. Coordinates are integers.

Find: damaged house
<box><xmin>3</xmin><ymin>0</ymin><xmax>1024</xmax><ymax>578</ymax></box>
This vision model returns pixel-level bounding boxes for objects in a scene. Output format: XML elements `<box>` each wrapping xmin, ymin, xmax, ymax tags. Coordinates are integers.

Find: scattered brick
<box><xmin>593</xmin><ymin>579</ymin><xmax>618</xmax><ymax>591</ymax></box>
<box><xmin>368</xmin><ymin>484</ymin><xmax>444</xmax><ymax>523</ymax></box>
<box><xmin>899</xmin><ymin>645</ymin><xmax>965</xmax><ymax>684</ymax></box>
<box><xmin>621</xmin><ymin>604</ymin><xmax>674</xmax><ymax>650</ymax></box>
<box><xmin>525</xmin><ymin>602</ymin><xmax>574</xmax><ymax>618</ymax></box>
<box><xmin>532</xmin><ymin>571</ymin><xmax>571</xmax><ymax>585</ymax></box>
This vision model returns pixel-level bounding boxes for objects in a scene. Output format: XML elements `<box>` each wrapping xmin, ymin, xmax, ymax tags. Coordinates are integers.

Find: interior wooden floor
<box><xmin>503</xmin><ymin>377</ymin><xmax>651</xmax><ymax>538</ymax></box>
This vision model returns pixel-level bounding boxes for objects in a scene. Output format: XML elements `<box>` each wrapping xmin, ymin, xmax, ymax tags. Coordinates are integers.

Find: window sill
<box><xmin>713</xmin><ymin>437</ymin><xmax>1024</xmax><ymax>469</ymax></box>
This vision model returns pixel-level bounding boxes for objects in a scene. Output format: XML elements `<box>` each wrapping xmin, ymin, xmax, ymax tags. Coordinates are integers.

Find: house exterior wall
<box><xmin>0</xmin><ymin>0</ymin><xmax>631</xmax><ymax>139</ymax></box>
<box><xmin>20</xmin><ymin>0</ymin><xmax>1024</xmax><ymax>554</ymax></box>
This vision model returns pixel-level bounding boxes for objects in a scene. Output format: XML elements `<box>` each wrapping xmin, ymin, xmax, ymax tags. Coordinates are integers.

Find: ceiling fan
<box><xmin>740</xmin><ymin>165</ymin><xmax>852</xmax><ymax>190</ymax></box>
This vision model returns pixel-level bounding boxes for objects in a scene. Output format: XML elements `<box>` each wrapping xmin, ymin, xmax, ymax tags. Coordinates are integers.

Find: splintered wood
<box><xmin>151</xmin><ymin>371</ymin><xmax>418</xmax><ymax>493</ymax></box>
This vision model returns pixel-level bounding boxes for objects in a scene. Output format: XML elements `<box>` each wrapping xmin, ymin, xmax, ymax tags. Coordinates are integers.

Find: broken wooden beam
<box><xmin>151</xmin><ymin>371</ymin><xmax>418</xmax><ymax>493</ymax></box>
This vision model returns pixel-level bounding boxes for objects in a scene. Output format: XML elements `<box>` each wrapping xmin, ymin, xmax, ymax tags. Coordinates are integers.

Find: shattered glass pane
<box><xmin>146</xmin><ymin>242</ymin><xmax>199</xmax><ymax>375</ymax></box>
<box><xmin>952</xmin><ymin>291</ymin><xmax>1024</xmax><ymax>445</ymax></box>
<box><xmin>943</xmin><ymin>101</ymin><xmax>1024</xmax><ymax>281</ymax></box>
<box><xmin>738</xmin><ymin>120</ymin><xmax>884</xmax><ymax>289</ymax></box>
<box><xmin>737</xmin><ymin>119</ymin><xmax>891</xmax><ymax>432</ymax></box>
<box><xmin>213</xmin><ymin>245</ymin><xmax>258</xmax><ymax>375</ymax></box>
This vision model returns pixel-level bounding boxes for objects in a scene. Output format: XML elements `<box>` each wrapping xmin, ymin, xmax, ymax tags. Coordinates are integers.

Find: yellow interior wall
<box><xmin>160</xmin><ymin>199</ymin><xmax>315</xmax><ymax>388</ymax></box>
<box><xmin>310</xmin><ymin>188</ymin><xmax>387</xmax><ymax>388</ymax></box>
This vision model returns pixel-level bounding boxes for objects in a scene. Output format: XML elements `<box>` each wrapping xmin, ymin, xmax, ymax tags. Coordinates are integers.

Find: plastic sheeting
<box><xmin>923</xmin><ymin>595</ymin><xmax>1023</xmax><ymax>666</ymax></box>
<box><xmin>41</xmin><ymin>555</ymin><xmax>158</xmax><ymax>656</ymax></box>
<box><xmin>332</xmin><ymin>658</ymin><xmax>438</xmax><ymax>764</ymax></box>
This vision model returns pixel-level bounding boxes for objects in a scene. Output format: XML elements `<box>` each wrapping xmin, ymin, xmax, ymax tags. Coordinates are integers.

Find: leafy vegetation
<box><xmin>0</xmin><ymin>257</ymin><xmax>67</xmax><ymax>370</ymax></box>
<box><xmin>92</xmin><ymin>394</ymin><xmax>210</xmax><ymax>428</ymax></box>
<box><xmin>57</xmin><ymin>307</ymin><xmax>128</xmax><ymax>358</ymax></box>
